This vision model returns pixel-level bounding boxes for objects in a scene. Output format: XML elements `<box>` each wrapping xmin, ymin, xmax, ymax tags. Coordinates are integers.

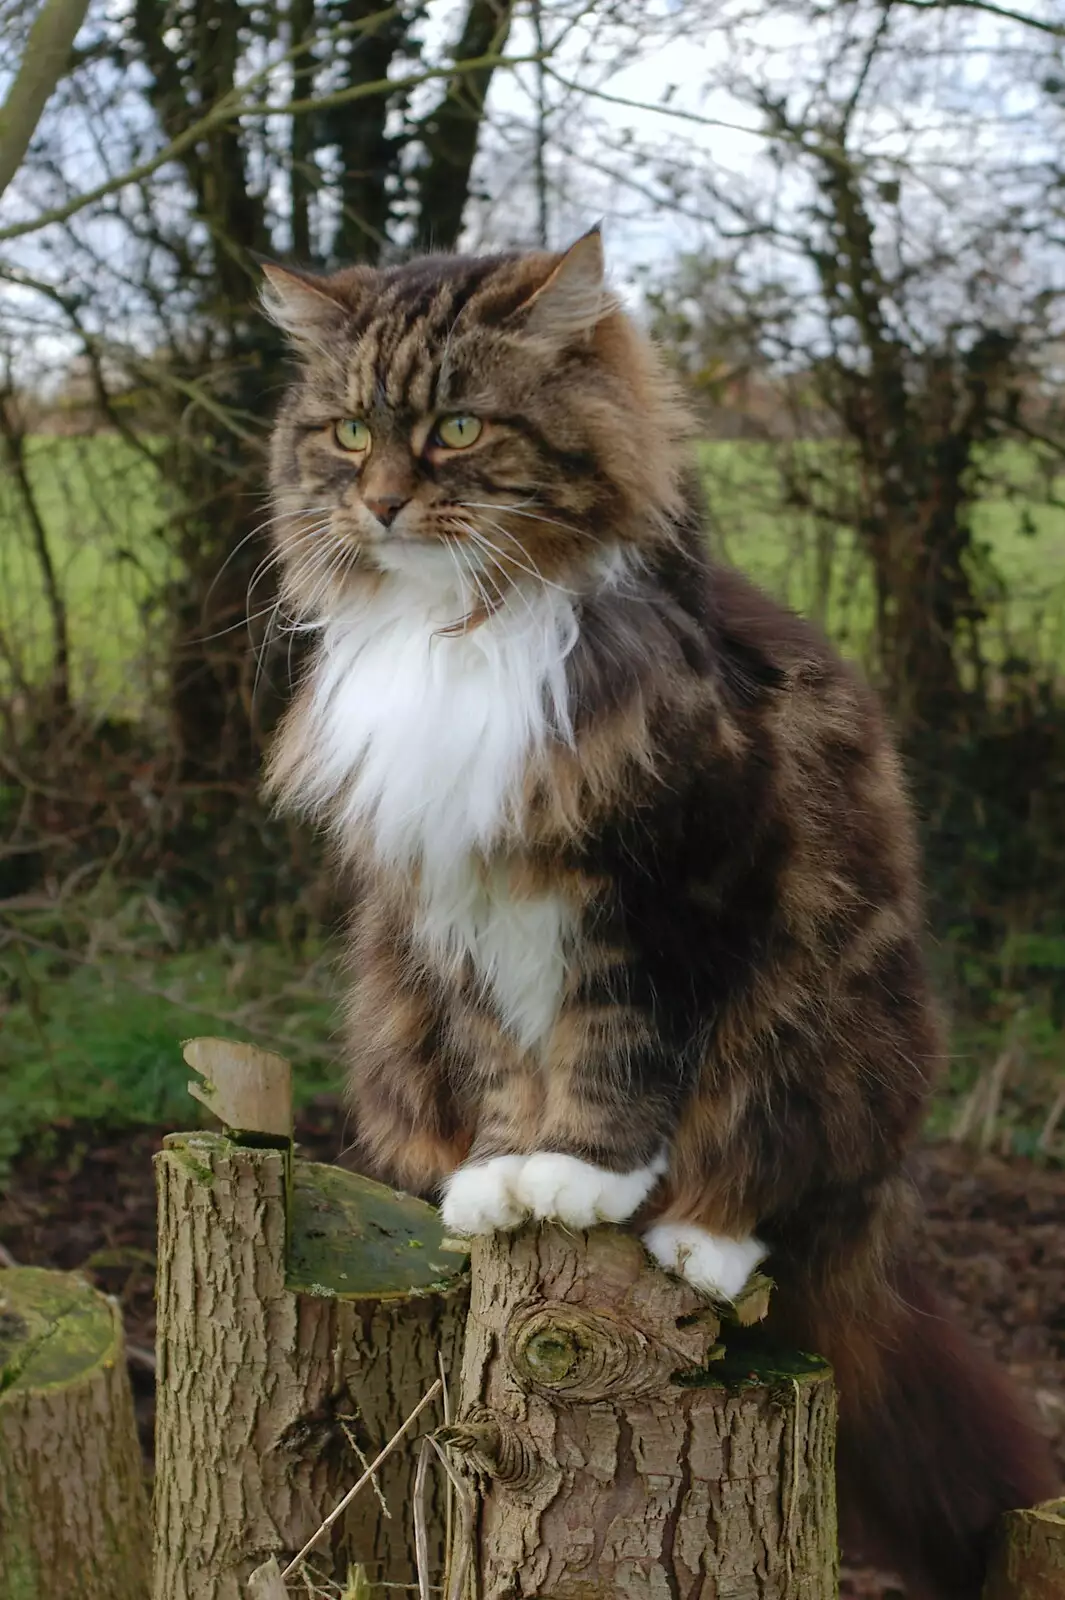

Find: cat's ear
<box><xmin>259</xmin><ymin>261</ymin><xmax>351</xmax><ymax>345</ymax></box>
<box><xmin>522</xmin><ymin>228</ymin><xmax>617</xmax><ymax>342</ymax></box>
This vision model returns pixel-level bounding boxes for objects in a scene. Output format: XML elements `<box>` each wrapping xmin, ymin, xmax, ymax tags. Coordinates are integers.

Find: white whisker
<box><xmin>253</xmin><ymin>534</ymin><xmax>352</xmax><ymax>706</ymax></box>
<box><xmin>246</xmin><ymin>532</ymin><xmax>332</xmax><ymax>617</ymax></box>
<box><xmin>439</xmin><ymin>536</ymin><xmax>477</xmax><ymax>634</ymax></box>
<box><xmin>205</xmin><ymin>504</ymin><xmax>336</xmax><ymax>616</ymax></box>
<box><xmin>459</xmin><ymin>521</ymin><xmax>577</xmax><ymax>598</ymax></box>
<box><xmin>452</xmin><ymin>526</ymin><xmax>542</xmax><ymax>634</ymax></box>
<box><xmin>451</xmin><ymin>534</ymin><xmax>501</xmax><ymax>627</ymax></box>
<box><xmin>454</xmin><ymin>501</ymin><xmax>601</xmax><ymax>545</ymax></box>
<box><xmin>247</xmin><ymin>520</ymin><xmax>333</xmax><ymax>588</ymax></box>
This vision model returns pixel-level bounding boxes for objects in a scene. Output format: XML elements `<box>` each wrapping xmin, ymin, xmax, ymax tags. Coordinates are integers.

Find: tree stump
<box><xmin>983</xmin><ymin>1498</ymin><xmax>1065</xmax><ymax>1599</ymax></box>
<box><xmin>446</xmin><ymin>1225</ymin><xmax>838</xmax><ymax>1600</ymax></box>
<box><xmin>0</xmin><ymin>1265</ymin><xmax>151</xmax><ymax>1600</ymax></box>
<box><xmin>152</xmin><ymin>1110</ymin><xmax>468</xmax><ymax>1597</ymax></box>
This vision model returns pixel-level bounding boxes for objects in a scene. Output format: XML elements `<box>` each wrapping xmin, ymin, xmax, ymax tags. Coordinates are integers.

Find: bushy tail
<box><xmin>781</xmin><ymin>1260</ymin><xmax>1058</xmax><ymax>1600</ymax></box>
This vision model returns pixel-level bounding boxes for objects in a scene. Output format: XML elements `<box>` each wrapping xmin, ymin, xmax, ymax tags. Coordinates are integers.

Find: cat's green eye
<box><xmin>434</xmin><ymin>414</ymin><xmax>483</xmax><ymax>450</ymax></box>
<box><xmin>334</xmin><ymin>418</ymin><xmax>371</xmax><ymax>453</ymax></box>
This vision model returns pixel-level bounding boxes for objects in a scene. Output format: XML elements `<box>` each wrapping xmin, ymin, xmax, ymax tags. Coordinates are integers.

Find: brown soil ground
<box><xmin>1</xmin><ymin>1109</ymin><xmax>1061</xmax><ymax>1597</ymax></box>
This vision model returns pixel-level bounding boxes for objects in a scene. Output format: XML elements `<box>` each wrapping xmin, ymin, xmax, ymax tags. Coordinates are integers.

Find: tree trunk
<box><xmin>983</xmin><ymin>1499</ymin><xmax>1065</xmax><ymax>1599</ymax></box>
<box><xmin>413</xmin><ymin>0</ymin><xmax>516</xmax><ymax>251</ymax></box>
<box><xmin>0</xmin><ymin>395</ymin><xmax>71</xmax><ymax>711</ymax></box>
<box><xmin>323</xmin><ymin>0</ymin><xmax>410</xmax><ymax>264</ymax></box>
<box><xmin>446</xmin><ymin>1225</ymin><xmax>838</xmax><ymax>1600</ymax></box>
<box><xmin>0</xmin><ymin>0</ymin><xmax>90</xmax><ymax>201</ymax></box>
<box><xmin>0</xmin><ymin>1265</ymin><xmax>151</xmax><ymax>1600</ymax></box>
<box><xmin>152</xmin><ymin>1131</ymin><xmax>468</xmax><ymax>1598</ymax></box>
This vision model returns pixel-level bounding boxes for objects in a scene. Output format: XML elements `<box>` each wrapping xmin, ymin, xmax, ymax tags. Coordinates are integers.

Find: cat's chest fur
<box><xmin>302</xmin><ymin>582</ymin><xmax>580</xmax><ymax>1049</ymax></box>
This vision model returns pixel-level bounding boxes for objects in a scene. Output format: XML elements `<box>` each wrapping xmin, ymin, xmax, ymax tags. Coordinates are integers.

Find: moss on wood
<box><xmin>451</xmin><ymin>1225</ymin><xmax>839</xmax><ymax>1599</ymax></box>
<box><xmin>0</xmin><ymin>1267</ymin><xmax>150</xmax><ymax>1600</ymax></box>
<box><xmin>287</xmin><ymin>1158</ymin><xmax>466</xmax><ymax>1298</ymax></box>
<box><xmin>0</xmin><ymin>1265</ymin><xmax>116</xmax><ymax>1395</ymax></box>
<box><xmin>154</xmin><ymin>1131</ymin><xmax>468</xmax><ymax>1597</ymax></box>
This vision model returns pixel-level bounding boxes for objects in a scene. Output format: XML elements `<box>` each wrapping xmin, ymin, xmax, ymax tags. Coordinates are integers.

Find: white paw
<box><xmin>440</xmin><ymin>1155</ymin><xmax>529</xmax><ymax>1234</ymax></box>
<box><xmin>514</xmin><ymin>1151</ymin><xmax>666</xmax><ymax>1229</ymax></box>
<box><xmin>644</xmin><ymin>1223</ymin><xmax>767</xmax><ymax>1302</ymax></box>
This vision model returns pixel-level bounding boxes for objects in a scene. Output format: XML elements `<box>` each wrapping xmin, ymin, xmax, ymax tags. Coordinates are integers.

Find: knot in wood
<box><xmin>506</xmin><ymin>1301</ymin><xmax>660</xmax><ymax>1402</ymax></box>
<box><xmin>439</xmin><ymin>1408</ymin><xmax>541</xmax><ymax>1489</ymax></box>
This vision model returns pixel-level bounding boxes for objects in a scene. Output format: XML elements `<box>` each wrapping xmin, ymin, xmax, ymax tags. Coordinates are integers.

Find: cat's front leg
<box><xmin>637</xmin><ymin>1098</ymin><xmax>768</xmax><ymax>1303</ymax></box>
<box><xmin>439</xmin><ymin>1040</ymin><xmax>544</xmax><ymax>1233</ymax></box>
<box><xmin>442</xmin><ymin>989</ymin><xmax>683</xmax><ymax>1235</ymax></box>
<box><xmin>345</xmin><ymin>900</ymin><xmax>471</xmax><ymax>1198</ymax></box>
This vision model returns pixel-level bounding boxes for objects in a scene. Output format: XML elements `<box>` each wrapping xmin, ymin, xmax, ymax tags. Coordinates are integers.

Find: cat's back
<box><xmin>601</xmin><ymin>546</ymin><xmax>923</xmax><ymax>924</ymax></box>
<box><xmin>704</xmin><ymin>558</ymin><xmax>875</xmax><ymax>719</ymax></box>
<box><xmin>703</xmin><ymin>558</ymin><xmax>923</xmax><ymax>918</ymax></box>
<box><xmin>686</xmin><ymin>556</ymin><xmax>907</xmax><ymax>822</ymax></box>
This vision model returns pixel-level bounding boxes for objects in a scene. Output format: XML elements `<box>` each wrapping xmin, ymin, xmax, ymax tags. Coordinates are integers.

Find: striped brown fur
<box><xmin>261</xmin><ymin>234</ymin><xmax>1058</xmax><ymax>1597</ymax></box>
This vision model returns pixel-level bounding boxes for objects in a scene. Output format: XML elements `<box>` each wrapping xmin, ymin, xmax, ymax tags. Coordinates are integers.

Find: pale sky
<box><xmin>1</xmin><ymin>0</ymin><xmax>1062</xmax><ymax>370</ymax></box>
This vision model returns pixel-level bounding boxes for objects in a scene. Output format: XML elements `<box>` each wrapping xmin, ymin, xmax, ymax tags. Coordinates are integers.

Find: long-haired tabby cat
<box><xmin>260</xmin><ymin>231</ymin><xmax>1056</xmax><ymax>1598</ymax></box>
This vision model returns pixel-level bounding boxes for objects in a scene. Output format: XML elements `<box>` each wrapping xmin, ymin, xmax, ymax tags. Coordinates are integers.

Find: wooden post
<box><xmin>983</xmin><ymin>1498</ymin><xmax>1065</xmax><ymax>1599</ymax></box>
<box><xmin>152</xmin><ymin>1040</ymin><xmax>468</xmax><ymax>1599</ymax></box>
<box><xmin>159</xmin><ymin>1040</ymin><xmax>841</xmax><ymax>1597</ymax></box>
<box><xmin>445</xmin><ymin>1225</ymin><xmax>838</xmax><ymax>1600</ymax></box>
<box><xmin>0</xmin><ymin>1265</ymin><xmax>151</xmax><ymax>1600</ymax></box>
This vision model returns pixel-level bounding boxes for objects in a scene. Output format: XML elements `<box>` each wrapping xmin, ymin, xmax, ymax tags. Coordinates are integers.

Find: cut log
<box><xmin>446</xmin><ymin>1225</ymin><xmax>838</xmax><ymax>1600</ymax></box>
<box><xmin>983</xmin><ymin>1498</ymin><xmax>1065</xmax><ymax>1599</ymax></box>
<box><xmin>0</xmin><ymin>1265</ymin><xmax>151</xmax><ymax>1600</ymax></box>
<box><xmin>152</xmin><ymin>1130</ymin><xmax>468</xmax><ymax>1599</ymax></box>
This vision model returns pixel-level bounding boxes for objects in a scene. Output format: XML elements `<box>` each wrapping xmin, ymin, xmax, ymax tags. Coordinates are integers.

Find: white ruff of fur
<box><xmin>295</xmin><ymin>575</ymin><xmax>580</xmax><ymax>1050</ymax></box>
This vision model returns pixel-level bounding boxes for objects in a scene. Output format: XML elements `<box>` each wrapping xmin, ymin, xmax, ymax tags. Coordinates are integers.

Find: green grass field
<box><xmin>1</xmin><ymin>434</ymin><xmax>1063</xmax><ymax>1171</ymax></box>
<box><xmin>0</xmin><ymin>435</ymin><xmax>180</xmax><ymax>714</ymax></box>
<box><xmin>2</xmin><ymin>435</ymin><xmax>1063</xmax><ymax>716</ymax></box>
<box><xmin>700</xmin><ymin>439</ymin><xmax>1065</xmax><ymax>676</ymax></box>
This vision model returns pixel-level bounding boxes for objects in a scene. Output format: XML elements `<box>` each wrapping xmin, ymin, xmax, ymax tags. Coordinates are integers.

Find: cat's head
<box><xmin>262</xmin><ymin>231</ymin><xmax>690</xmax><ymax>624</ymax></box>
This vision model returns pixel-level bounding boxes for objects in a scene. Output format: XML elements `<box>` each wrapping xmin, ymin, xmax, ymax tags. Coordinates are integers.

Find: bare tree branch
<box><xmin>0</xmin><ymin>48</ymin><xmax>542</xmax><ymax>245</ymax></box>
<box><xmin>892</xmin><ymin>0</ymin><xmax>1064</xmax><ymax>35</ymax></box>
<box><xmin>0</xmin><ymin>0</ymin><xmax>91</xmax><ymax>201</ymax></box>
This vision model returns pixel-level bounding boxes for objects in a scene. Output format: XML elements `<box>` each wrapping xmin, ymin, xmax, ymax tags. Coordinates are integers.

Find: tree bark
<box><xmin>446</xmin><ymin>1225</ymin><xmax>838</xmax><ymax>1600</ymax></box>
<box><xmin>0</xmin><ymin>1265</ymin><xmax>151</xmax><ymax>1600</ymax></box>
<box><xmin>0</xmin><ymin>0</ymin><xmax>90</xmax><ymax>201</ymax></box>
<box><xmin>130</xmin><ymin>0</ymin><xmax>285</xmax><ymax>805</ymax></box>
<box><xmin>983</xmin><ymin>1499</ymin><xmax>1065</xmax><ymax>1599</ymax></box>
<box><xmin>152</xmin><ymin>1131</ymin><xmax>468</xmax><ymax>1598</ymax></box>
<box><xmin>0</xmin><ymin>391</ymin><xmax>71</xmax><ymax>710</ymax></box>
<box><xmin>414</xmin><ymin>0</ymin><xmax>516</xmax><ymax>251</ymax></box>
<box><xmin>323</xmin><ymin>0</ymin><xmax>411</xmax><ymax>264</ymax></box>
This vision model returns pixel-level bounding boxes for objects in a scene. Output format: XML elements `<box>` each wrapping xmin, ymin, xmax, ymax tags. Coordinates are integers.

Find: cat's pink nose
<box><xmin>365</xmin><ymin>494</ymin><xmax>409</xmax><ymax>528</ymax></box>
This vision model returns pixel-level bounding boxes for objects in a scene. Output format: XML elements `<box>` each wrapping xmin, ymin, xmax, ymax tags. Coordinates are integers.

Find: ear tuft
<box><xmin>259</xmin><ymin>262</ymin><xmax>349</xmax><ymax>346</ymax></box>
<box><xmin>523</xmin><ymin>228</ymin><xmax>617</xmax><ymax>342</ymax></box>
